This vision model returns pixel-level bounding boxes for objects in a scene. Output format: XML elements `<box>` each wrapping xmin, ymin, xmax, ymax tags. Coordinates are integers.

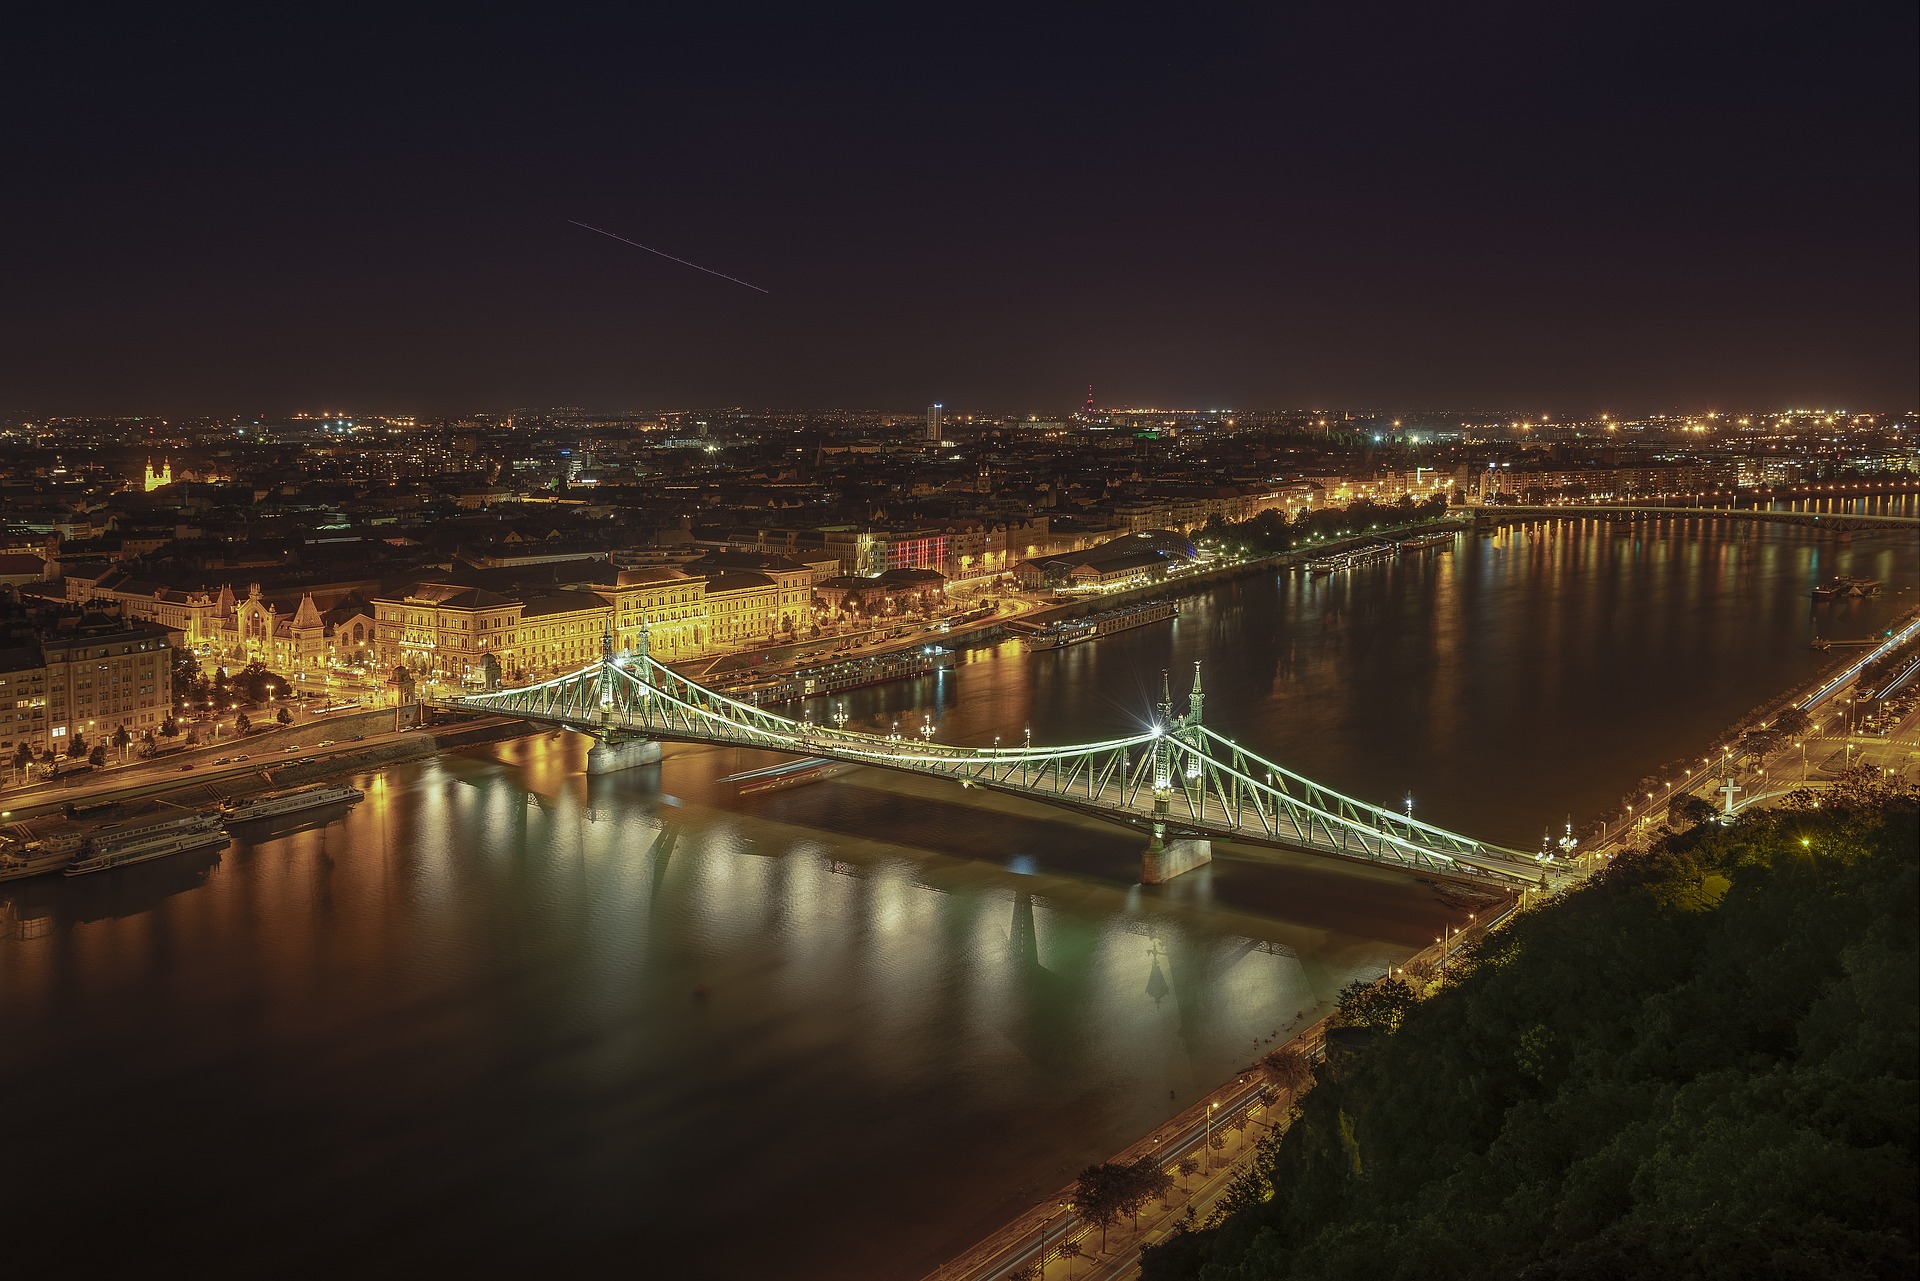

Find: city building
<box><xmin>0</xmin><ymin>618</ymin><xmax>176</xmax><ymax>758</ymax></box>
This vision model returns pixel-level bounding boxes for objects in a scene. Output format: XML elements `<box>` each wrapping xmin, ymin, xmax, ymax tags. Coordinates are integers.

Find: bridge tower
<box><xmin>585</xmin><ymin>621</ymin><xmax>662</xmax><ymax>774</ymax></box>
<box><xmin>1141</xmin><ymin>666</ymin><xmax>1213</xmax><ymax>885</ymax></box>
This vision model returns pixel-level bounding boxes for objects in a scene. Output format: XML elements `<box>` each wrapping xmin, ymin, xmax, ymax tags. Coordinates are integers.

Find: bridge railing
<box><xmin>435</xmin><ymin>651</ymin><xmax>1553</xmax><ymax>889</ymax></box>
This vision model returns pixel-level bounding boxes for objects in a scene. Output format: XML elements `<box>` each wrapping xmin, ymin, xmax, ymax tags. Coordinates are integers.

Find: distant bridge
<box><xmin>1468</xmin><ymin>503</ymin><xmax>1919</xmax><ymax>535</ymax></box>
<box><xmin>428</xmin><ymin>632</ymin><xmax>1556</xmax><ymax>892</ymax></box>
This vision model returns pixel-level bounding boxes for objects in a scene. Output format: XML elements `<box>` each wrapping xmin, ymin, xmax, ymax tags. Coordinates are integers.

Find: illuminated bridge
<box><xmin>427</xmin><ymin>631</ymin><xmax>1557</xmax><ymax>893</ymax></box>
<box><xmin>1469</xmin><ymin>503</ymin><xmax>1920</xmax><ymax>535</ymax></box>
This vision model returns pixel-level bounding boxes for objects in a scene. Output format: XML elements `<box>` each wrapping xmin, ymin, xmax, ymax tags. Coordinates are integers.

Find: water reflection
<box><xmin>1</xmin><ymin>507</ymin><xmax>1914</xmax><ymax>1278</ymax></box>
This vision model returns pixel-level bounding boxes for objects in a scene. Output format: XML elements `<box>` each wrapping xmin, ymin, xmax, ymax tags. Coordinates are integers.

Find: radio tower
<box><xmin>1081</xmin><ymin>385</ymin><xmax>1095</xmax><ymax>416</ymax></box>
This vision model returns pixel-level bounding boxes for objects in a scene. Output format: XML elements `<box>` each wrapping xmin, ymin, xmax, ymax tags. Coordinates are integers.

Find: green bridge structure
<box><xmin>427</xmin><ymin>630</ymin><xmax>1563</xmax><ymax>893</ymax></box>
<box><xmin>1468</xmin><ymin>502</ymin><xmax>1920</xmax><ymax>537</ymax></box>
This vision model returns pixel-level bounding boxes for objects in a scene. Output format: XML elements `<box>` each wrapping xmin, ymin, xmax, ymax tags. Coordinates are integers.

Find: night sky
<box><xmin>6</xmin><ymin>5</ymin><xmax>1915</xmax><ymax>415</ymax></box>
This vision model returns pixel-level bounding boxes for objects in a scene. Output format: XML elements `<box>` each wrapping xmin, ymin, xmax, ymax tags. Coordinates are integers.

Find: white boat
<box><xmin>1025</xmin><ymin>599</ymin><xmax>1178</xmax><ymax>650</ymax></box>
<box><xmin>65</xmin><ymin>814</ymin><xmax>228</xmax><ymax>876</ymax></box>
<box><xmin>221</xmin><ymin>783</ymin><xmax>365</xmax><ymax>824</ymax></box>
<box><xmin>0</xmin><ymin>834</ymin><xmax>86</xmax><ymax>882</ymax></box>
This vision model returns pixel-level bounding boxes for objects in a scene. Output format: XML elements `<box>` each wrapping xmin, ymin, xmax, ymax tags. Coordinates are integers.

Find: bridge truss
<box><xmin>1470</xmin><ymin>503</ymin><xmax>1919</xmax><ymax>534</ymax></box>
<box><xmin>431</xmin><ymin>633</ymin><xmax>1553</xmax><ymax>891</ymax></box>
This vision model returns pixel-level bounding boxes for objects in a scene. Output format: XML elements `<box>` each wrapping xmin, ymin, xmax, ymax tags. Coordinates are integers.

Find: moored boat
<box><xmin>0</xmin><ymin>834</ymin><xmax>86</xmax><ymax>882</ymax></box>
<box><xmin>64</xmin><ymin>813</ymin><xmax>228</xmax><ymax>876</ymax></box>
<box><xmin>1024</xmin><ymin>599</ymin><xmax>1177</xmax><ymax>650</ymax></box>
<box><xmin>221</xmin><ymin>783</ymin><xmax>365</xmax><ymax>824</ymax></box>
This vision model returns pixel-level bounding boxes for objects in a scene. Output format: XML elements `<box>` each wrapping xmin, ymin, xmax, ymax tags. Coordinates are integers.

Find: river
<box><xmin>2</xmin><ymin>500</ymin><xmax>1913</xmax><ymax>1278</ymax></box>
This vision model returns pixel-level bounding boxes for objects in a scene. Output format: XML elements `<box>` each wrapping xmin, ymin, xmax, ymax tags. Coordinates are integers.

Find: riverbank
<box><xmin>1574</xmin><ymin>606</ymin><xmax>1920</xmax><ymax>866</ymax></box>
<box><xmin>924</xmin><ymin>904</ymin><xmax>1501</xmax><ymax>1281</ymax></box>
<box><xmin>2</xmin><ymin>713</ymin><xmax>531</xmax><ymax>849</ymax></box>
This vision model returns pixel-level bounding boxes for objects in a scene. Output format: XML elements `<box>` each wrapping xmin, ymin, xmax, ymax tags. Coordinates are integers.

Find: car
<box><xmin>319</xmin><ymin>740</ymin><xmax>335</xmax><ymax>747</ymax></box>
<box><xmin>234</xmin><ymin>754</ymin><xmax>250</xmax><ymax>762</ymax></box>
<box><xmin>346</xmin><ymin>735</ymin><xmax>365</xmax><ymax>742</ymax></box>
<box><xmin>298</xmin><ymin>757</ymin><xmax>316</xmax><ymax>765</ymax></box>
<box><xmin>177</xmin><ymin>763</ymin><xmax>195</xmax><ymax>771</ymax></box>
<box><xmin>212</xmin><ymin>756</ymin><xmax>233</xmax><ymax>765</ymax></box>
<box><xmin>284</xmin><ymin>745</ymin><xmax>298</xmax><ymax>752</ymax></box>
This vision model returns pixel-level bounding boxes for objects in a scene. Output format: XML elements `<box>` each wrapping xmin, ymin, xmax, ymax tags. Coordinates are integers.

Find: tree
<box><xmin>160</xmin><ymin>715</ymin><xmax>178</xmax><ymax>737</ymax></box>
<box><xmin>1773</xmin><ymin>706</ymin><xmax>1812</xmax><ymax>739</ymax></box>
<box><xmin>233</xmin><ymin>660</ymin><xmax>286</xmax><ymax>705</ymax></box>
<box><xmin>111</xmin><ymin>724</ymin><xmax>130</xmax><ymax>754</ymax></box>
<box><xmin>1263</xmin><ymin>1046</ymin><xmax>1313</xmax><ymax>1094</ymax></box>
<box><xmin>172</xmin><ymin>649</ymin><xmax>208</xmax><ymax>709</ymax></box>
<box><xmin>1127</xmin><ymin>1156</ymin><xmax>1175</xmax><ymax>1222</ymax></box>
<box><xmin>1672</xmin><ymin>793</ymin><xmax>1719</xmax><ymax>828</ymax></box>
<box><xmin>185</xmin><ymin>728</ymin><xmax>200</xmax><ymax>746</ymax></box>
<box><xmin>1334</xmin><ymin>975</ymin><xmax>1418</xmax><ymax>1033</ymax></box>
<box><xmin>276</xmin><ymin>706</ymin><xmax>293</xmax><ymax>726</ymax></box>
<box><xmin>67</xmin><ymin>733</ymin><xmax>87</xmax><ymax>758</ymax></box>
<box><xmin>12</xmin><ymin>741</ymin><xmax>32</xmax><ymax>770</ymax></box>
<box><xmin>1176</xmin><ymin>1156</ymin><xmax>1199</xmax><ymax>1183</ymax></box>
<box><xmin>1073</xmin><ymin>1164</ymin><xmax>1125</xmax><ymax>1252</ymax></box>
<box><xmin>1059</xmin><ymin>1240</ymin><xmax>1083</xmax><ymax>1277</ymax></box>
<box><xmin>1139</xmin><ymin>796</ymin><xmax>1920</xmax><ymax>1281</ymax></box>
<box><xmin>88</xmin><ymin>744</ymin><xmax>107</xmax><ymax>766</ymax></box>
<box><xmin>234</xmin><ymin>712</ymin><xmax>252</xmax><ymax>735</ymax></box>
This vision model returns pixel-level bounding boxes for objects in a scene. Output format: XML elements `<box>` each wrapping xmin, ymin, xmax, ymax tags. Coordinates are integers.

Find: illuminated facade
<box><xmin>0</xmin><ymin>622</ymin><xmax>174</xmax><ymax>757</ymax></box>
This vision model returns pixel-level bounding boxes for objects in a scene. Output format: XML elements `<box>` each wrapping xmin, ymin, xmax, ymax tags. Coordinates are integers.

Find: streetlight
<box><xmin>1206</xmin><ymin>1101</ymin><xmax>1220</xmax><ymax>1172</ymax></box>
<box><xmin>1037</xmin><ymin>1201</ymin><xmax>1068</xmax><ymax>1278</ymax></box>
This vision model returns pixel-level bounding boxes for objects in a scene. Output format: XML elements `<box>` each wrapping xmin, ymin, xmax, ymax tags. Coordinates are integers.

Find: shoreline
<box><xmin>918</xmin><ymin>554</ymin><xmax>1917</xmax><ymax>1281</ymax></box>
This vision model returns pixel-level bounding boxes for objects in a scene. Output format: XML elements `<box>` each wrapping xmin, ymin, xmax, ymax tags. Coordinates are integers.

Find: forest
<box><xmin>1144</xmin><ymin>777</ymin><xmax>1919</xmax><ymax>1280</ymax></box>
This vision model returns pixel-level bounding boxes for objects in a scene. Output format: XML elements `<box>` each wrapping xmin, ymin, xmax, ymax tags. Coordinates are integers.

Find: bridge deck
<box><xmin>432</xmin><ymin>646</ymin><xmax>1562</xmax><ymax>892</ymax></box>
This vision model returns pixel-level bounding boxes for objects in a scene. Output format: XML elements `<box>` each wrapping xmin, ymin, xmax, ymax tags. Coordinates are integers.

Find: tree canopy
<box><xmin>1145</xmin><ymin>781</ymin><xmax>1920</xmax><ymax>1280</ymax></box>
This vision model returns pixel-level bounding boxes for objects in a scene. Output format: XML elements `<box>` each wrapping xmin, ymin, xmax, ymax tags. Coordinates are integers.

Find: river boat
<box><xmin>1812</xmin><ymin>576</ymin><xmax>1882</xmax><ymax>600</ymax></box>
<box><xmin>1023</xmin><ymin>599</ymin><xmax>1177</xmax><ymax>650</ymax></box>
<box><xmin>1397</xmin><ymin>532</ymin><xmax>1456</xmax><ymax>552</ymax></box>
<box><xmin>0</xmin><ymin>833</ymin><xmax>86</xmax><ymax>882</ymax></box>
<box><xmin>725</xmin><ymin>757</ymin><xmax>856</xmax><ymax>796</ymax></box>
<box><xmin>738</xmin><ymin>647</ymin><xmax>955</xmax><ymax>705</ymax></box>
<box><xmin>64</xmin><ymin>813</ymin><xmax>228</xmax><ymax>876</ymax></box>
<box><xmin>221</xmin><ymin>783</ymin><xmax>365</xmax><ymax>824</ymax></box>
<box><xmin>1303</xmin><ymin>543</ymin><xmax>1398</xmax><ymax>577</ymax></box>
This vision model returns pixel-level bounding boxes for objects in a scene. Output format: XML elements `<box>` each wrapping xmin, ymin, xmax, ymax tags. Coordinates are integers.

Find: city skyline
<box><xmin>6</xmin><ymin>6</ymin><xmax>1915</xmax><ymax>415</ymax></box>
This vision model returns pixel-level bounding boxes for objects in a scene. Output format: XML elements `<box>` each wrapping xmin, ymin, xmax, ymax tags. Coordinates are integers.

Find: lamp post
<box><xmin>1206</xmin><ymin>1101</ymin><xmax>1220</xmax><ymax>1172</ymax></box>
<box><xmin>1037</xmin><ymin>1201</ymin><xmax>1068</xmax><ymax>1278</ymax></box>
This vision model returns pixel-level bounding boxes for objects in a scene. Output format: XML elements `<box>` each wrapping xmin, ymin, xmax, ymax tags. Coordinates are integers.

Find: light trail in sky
<box><xmin>567</xmin><ymin>220</ymin><xmax>769</xmax><ymax>293</ymax></box>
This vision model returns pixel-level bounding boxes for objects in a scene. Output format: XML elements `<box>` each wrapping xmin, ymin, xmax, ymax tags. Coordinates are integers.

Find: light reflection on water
<box><xmin>1</xmin><ymin>506</ymin><xmax>1914</xmax><ymax>1278</ymax></box>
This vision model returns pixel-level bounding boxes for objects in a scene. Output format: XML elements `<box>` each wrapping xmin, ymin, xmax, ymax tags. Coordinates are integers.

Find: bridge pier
<box><xmin>586</xmin><ymin>733</ymin><xmax>662</xmax><ymax>774</ymax></box>
<box><xmin>1142</xmin><ymin>835</ymin><xmax>1212</xmax><ymax>884</ymax></box>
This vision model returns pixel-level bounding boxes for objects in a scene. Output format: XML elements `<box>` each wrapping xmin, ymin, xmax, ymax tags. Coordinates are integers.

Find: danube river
<box><xmin>2</xmin><ymin>503</ymin><xmax>1913</xmax><ymax>1278</ymax></box>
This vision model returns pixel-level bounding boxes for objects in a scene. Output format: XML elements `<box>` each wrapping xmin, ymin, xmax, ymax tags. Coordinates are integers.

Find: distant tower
<box><xmin>1082</xmin><ymin>385</ymin><xmax>1095</xmax><ymax>416</ymax></box>
<box><xmin>926</xmin><ymin>403</ymin><xmax>943</xmax><ymax>444</ymax></box>
<box><xmin>143</xmin><ymin>458</ymin><xmax>173</xmax><ymax>491</ymax></box>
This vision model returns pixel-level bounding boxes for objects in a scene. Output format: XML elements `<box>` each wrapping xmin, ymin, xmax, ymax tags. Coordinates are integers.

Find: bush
<box><xmin>1144</xmin><ymin>790</ymin><xmax>1920</xmax><ymax>1280</ymax></box>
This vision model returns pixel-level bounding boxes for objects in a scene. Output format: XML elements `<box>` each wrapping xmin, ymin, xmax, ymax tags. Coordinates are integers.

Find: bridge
<box><xmin>427</xmin><ymin>630</ymin><xmax>1557</xmax><ymax>893</ymax></box>
<box><xmin>1467</xmin><ymin>502</ymin><xmax>1920</xmax><ymax>536</ymax></box>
